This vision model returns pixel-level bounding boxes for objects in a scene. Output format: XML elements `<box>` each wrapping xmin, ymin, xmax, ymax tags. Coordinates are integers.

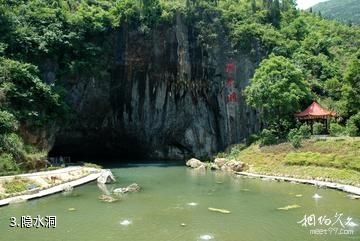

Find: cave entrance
<box><xmin>48</xmin><ymin>131</ymin><xmax>150</xmax><ymax>166</ymax></box>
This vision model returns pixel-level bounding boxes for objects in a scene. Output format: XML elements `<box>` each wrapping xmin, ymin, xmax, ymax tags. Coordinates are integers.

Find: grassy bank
<box><xmin>218</xmin><ymin>137</ymin><xmax>360</xmax><ymax>186</ymax></box>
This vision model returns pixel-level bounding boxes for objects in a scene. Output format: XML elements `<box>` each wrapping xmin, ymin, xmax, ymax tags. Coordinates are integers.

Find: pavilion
<box><xmin>294</xmin><ymin>101</ymin><xmax>337</xmax><ymax>133</ymax></box>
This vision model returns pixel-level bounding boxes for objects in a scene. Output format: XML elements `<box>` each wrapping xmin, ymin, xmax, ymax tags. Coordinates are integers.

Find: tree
<box><xmin>245</xmin><ymin>55</ymin><xmax>312</xmax><ymax>130</ymax></box>
<box><xmin>281</xmin><ymin>0</ymin><xmax>296</xmax><ymax>11</ymax></box>
<box><xmin>251</xmin><ymin>0</ymin><xmax>257</xmax><ymax>13</ymax></box>
<box><xmin>342</xmin><ymin>51</ymin><xmax>360</xmax><ymax>117</ymax></box>
<box><xmin>271</xmin><ymin>0</ymin><xmax>281</xmax><ymax>28</ymax></box>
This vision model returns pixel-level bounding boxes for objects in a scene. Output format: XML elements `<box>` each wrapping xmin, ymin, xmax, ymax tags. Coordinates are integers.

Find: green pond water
<box><xmin>0</xmin><ymin>164</ymin><xmax>359</xmax><ymax>241</ymax></box>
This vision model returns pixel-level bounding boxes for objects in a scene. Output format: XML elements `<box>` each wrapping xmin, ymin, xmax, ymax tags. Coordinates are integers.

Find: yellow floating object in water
<box><xmin>208</xmin><ymin>207</ymin><xmax>231</xmax><ymax>214</ymax></box>
<box><xmin>277</xmin><ymin>204</ymin><xmax>301</xmax><ymax>210</ymax></box>
<box><xmin>295</xmin><ymin>194</ymin><xmax>303</xmax><ymax>197</ymax></box>
<box><xmin>68</xmin><ymin>208</ymin><xmax>76</xmax><ymax>211</ymax></box>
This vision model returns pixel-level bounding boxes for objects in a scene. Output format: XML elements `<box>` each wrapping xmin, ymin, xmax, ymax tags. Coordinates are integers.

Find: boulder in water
<box><xmin>186</xmin><ymin>158</ymin><xmax>204</xmax><ymax>168</ymax></box>
<box><xmin>97</xmin><ymin>169</ymin><xmax>116</xmax><ymax>184</ymax></box>
<box><xmin>113</xmin><ymin>183</ymin><xmax>141</xmax><ymax>194</ymax></box>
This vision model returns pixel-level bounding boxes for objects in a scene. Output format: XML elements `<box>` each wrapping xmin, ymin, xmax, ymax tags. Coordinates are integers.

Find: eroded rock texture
<box><xmin>50</xmin><ymin>15</ymin><xmax>261</xmax><ymax>160</ymax></box>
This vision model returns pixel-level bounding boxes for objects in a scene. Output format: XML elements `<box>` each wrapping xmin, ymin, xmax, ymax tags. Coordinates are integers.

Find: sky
<box><xmin>296</xmin><ymin>0</ymin><xmax>330</xmax><ymax>9</ymax></box>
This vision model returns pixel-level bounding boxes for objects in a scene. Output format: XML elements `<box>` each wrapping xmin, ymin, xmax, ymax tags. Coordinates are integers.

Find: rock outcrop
<box><xmin>225</xmin><ymin>160</ymin><xmax>246</xmax><ymax>172</ymax></box>
<box><xmin>47</xmin><ymin>14</ymin><xmax>262</xmax><ymax>160</ymax></box>
<box><xmin>186</xmin><ymin>158</ymin><xmax>205</xmax><ymax>168</ymax></box>
<box><xmin>186</xmin><ymin>157</ymin><xmax>246</xmax><ymax>172</ymax></box>
<box><xmin>214</xmin><ymin>158</ymin><xmax>247</xmax><ymax>172</ymax></box>
<box><xmin>97</xmin><ymin>170</ymin><xmax>116</xmax><ymax>184</ymax></box>
<box><xmin>214</xmin><ymin>158</ymin><xmax>227</xmax><ymax>168</ymax></box>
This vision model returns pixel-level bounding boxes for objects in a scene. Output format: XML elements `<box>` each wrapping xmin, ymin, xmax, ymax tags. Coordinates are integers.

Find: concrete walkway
<box><xmin>0</xmin><ymin>167</ymin><xmax>104</xmax><ymax>207</ymax></box>
<box><xmin>0</xmin><ymin>166</ymin><xmax>86</xmax><ymax>180</ymax></box>
<box><xmin>236</xmin><ymin>172</ymin><xmax>360</xmax><ymax>195</ymax></box>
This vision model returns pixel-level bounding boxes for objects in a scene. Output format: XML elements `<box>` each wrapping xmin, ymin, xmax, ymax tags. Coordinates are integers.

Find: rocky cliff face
<box><xmin>49</xmin><ymin>14</ymin><xmax>261</xmax><ymax>160</ymax></box>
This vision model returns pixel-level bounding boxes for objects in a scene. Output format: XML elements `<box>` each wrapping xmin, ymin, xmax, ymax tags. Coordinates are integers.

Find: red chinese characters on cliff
<box><xmin>227</xmin><ymin>92</ymin><xmax>237</xmax><ymax>102</ymax></box>
<box><xmin>225</xmin><ymin>62</ymin><xmax>237</xmax><ymax>103</ymax></box>
<box><xmin>226</xmin><ymin>78</ymin><xmax>234</xmax><ymax>87</ymax></box>
<box><xmin>225</xmin><ymin>63</ymin><xmax>236</xmax><ymax>73</ymax></box>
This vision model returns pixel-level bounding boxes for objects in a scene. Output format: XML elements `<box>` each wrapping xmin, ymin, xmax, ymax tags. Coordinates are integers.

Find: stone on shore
<box><xmin>225</xmin><ymin>160</ymin><xmax>246</xmax><ymax>172</ymax></box>
<box><xmin>186</xmin><ymin>158</ymin><xmax>204</xmax><ymax>168</ymax></box>
<box><xmin>210</xmin><ymin>163</ymin><xmax>220</xmax><ymax>170</ymax></box>
<box><xmin>212</xmin><ymin>158</ymin><xmax>247</xmax><ymax>172</ymax></box>
<box><xmin>214</xmin><ymin>158</ymin><xmax>227</xmax><ymax>168</ymax></box>
<box><xmin>97</xmin><ymin>169</ymin><xmax>116</xmax><ymax>184</ymax></box>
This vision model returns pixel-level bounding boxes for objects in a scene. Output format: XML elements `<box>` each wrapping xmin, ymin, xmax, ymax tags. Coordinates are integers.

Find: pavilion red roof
<box><xmin>295</xmin><ymin>101</ymin><xmax>336</xmax><ymax>119</ymax></box>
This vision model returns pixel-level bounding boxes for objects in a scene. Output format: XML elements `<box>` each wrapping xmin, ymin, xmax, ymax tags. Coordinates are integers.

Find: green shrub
<box><xmin>0</xmin><ymin>153</ymin><xmax>18</xmax><ymax>172</ymax></box>
<box><xmin>0</xmin><ymin>111</ymin><xmax>18</xmax><ymax>134</ymax></box>
<box><xmin>259</xmin><ymin>129</ymin><xmax>277</xmax><ymax>146</ymax></box>
<box><xmin>329</xmin><ymin>123</ymin><xmax>346</xmax><ymax>137</ymax></box>
<box><xmin>346</xmin><ymin>121</ymin><xmax>358</xmax><ymax>137</ymax></box>
<box><xmin>227</xmin><ymin>144</ymin><xmax>247</xmax><ymax>158</ymax></box>
<box><xmin>346</xmin><ymin>113</ymin><xmax>360</xmax><ymax>136</ymax></box>
<box><xmin>298</xmin><ymin>124</ymin><xmax>311</xmax><ymax>139</ymax></box>
<box><xmin>247</xmin><ymin>134</ymin><xmax>260</xmax><ymax>145</ymax></box>
<box><xmin>0</xmin><ymin>133</ymin><xmax>25</xmax><ymax>160</ymax></box>
<box><xmin>288</xmin><ymin>129</ymin><xmax>303</xmax><ymax>148</ymax></box>
<box><xmin>313</xmin><ymin>122</ymin><xmax>324</xmax><ymax>135</ymax></box>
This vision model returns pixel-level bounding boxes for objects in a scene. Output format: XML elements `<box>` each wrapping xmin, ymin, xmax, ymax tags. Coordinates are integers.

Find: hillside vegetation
<box><xmin>312</xmin><ymin>0</ymin><xmax>360</xmax><ymax>25</ymax></box>
<box><xmin>0</xmin><ymin>0</ymin><xmax>359</xmax><ymax>173</ymax></box>
<box><xmin>220</xmin><ymin>137</ymin><xmax>360</xmax><ymax>186</ymax></box>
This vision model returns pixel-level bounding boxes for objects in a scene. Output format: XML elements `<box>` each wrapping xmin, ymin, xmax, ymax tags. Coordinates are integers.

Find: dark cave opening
<box><xmin>48</xmin><ymin>132</ymin><xmax>152</xmax><ymax>165</ymax></box>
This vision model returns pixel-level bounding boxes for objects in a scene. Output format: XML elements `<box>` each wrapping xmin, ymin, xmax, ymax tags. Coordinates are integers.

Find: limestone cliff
<box><xmin>49</xmin><ymin>14</ymin><xmax>261</xmax><ymax>160</ymax></box>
